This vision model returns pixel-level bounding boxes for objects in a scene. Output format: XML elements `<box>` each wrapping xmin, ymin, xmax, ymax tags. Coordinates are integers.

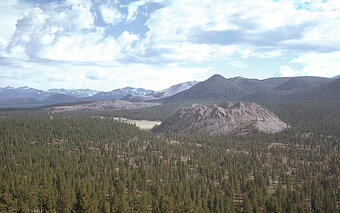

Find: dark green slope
<box><xmin>229</xmin><ymin>77</ymin><xmax>274</xmax><ymax>92</ymax></box>
<box><xmin>275</xmin><ymin>77</ymin><xmax>331</xmax><ymax>92</ymax></box>
<box><xmin>261</xmin><ymin>77</ymin><xmax>290</xmax><ymax>87</ymax></box>
<box><xmin>290</xmin><ymin>78</ymin><xmax>340</xmax><ymax>101</ymax></box>
<box><xmin>160</xmin><ymin>75</ymin><xmax>338</xmax><ymax>105</ymax></box>
<box><xmin>0</xmin><ymin>94</ymin><xmax>81</xmax><ymax>109</ymax></box>
<box><xmin>42</xmin><ymin>94</ymin><xmax>80</xmax><ymax>104</ymax></box>
<box><xmin>150</xmin><ymin>75</ymin><xmax>339</xmax><ymax>124</ymax></box>
<box><xmin>160</xmin><ymin>74</ymin><xmax>248</xmax><ymax>104</ymax></box>
<box><xmin>0</xmin><ymin>98</ymin><xmax>41</xmax><ymax>108</ymax></box>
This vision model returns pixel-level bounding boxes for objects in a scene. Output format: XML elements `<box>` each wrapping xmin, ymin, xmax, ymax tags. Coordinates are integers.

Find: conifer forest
<box><xmin>0</xmin><ymin>103</ymin><xmax>339</xmax><ymax>212</ymax></box>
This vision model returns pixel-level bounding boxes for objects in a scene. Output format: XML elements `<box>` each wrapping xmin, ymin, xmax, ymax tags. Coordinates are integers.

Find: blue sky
<box><xmin>0</xmin><ymin>0</ymin><xmax>340</xmax><ymax>91</ymax></box>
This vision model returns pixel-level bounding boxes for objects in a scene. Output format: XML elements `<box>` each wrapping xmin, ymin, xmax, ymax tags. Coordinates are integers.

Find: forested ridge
<box><xmin>0</xmin><ymin>110</ymin><xmax>340</xmax><ymax>212</ymax></box>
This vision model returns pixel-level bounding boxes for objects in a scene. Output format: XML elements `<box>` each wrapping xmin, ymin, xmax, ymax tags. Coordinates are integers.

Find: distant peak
<box><xmin>4</xmin><ymin>86</ymin><xmax>15</xmax><ymax>89</ymax></box>
<box><xmin>206</xmin><ymin>74</ymin><xmax>226</xmax><ymax>81</ymax></box>
<box><xmin>18</xmin><ymin>86</ymin><xmax>30</xmax><ymax>89</ymax></box>
<box><xmin>231</xmin><ymin>76</ymin><xmax>245</xmax><ymax>80</ymax></box>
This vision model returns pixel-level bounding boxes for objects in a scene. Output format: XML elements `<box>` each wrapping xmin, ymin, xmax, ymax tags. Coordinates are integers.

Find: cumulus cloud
<box><xmin>126</xmin><ymin>0</ymin><xmax>165</xmax><ymax>22</ymax></box>
<box><xmin>0</xmin><ymin>0</ymin><xmax>340</xmax><ymax>90</ymax></box>
<box><xmin>99</xmin><ymin>3</ymin><xmax>123</xmax><ymax>25</ymax></box>
<box><xmin>291</xmin><ymin>52</ymin><xmax>340</xmax><ymax>78</ymax></box>
<box><xmin>144</xmin><ymin>0</ymin><xmax>340</xmax><ymax>60</ymax></box>
<box><xmin>0</xmin><ymin>0</ymin><xmax>30</xmax><ymax>49</ymax></box>
<box><xmin>2</xmin><ymin>0</ymin><xmax>96</xmax><ymax>60</ymax></box>
<box><xmin>280</xmin><ymin>65</ymin><xmax>299</xmax><ymax>77</ymax></box>
<box><xmin>0</xmin><ymin>58</ymin><xmax>209</xmax><ymax>91</ymax></box>
<box><xmin>41</xmin><ymin>30</ymin><xmax>122</xmax><ymax>62</ymax></box>
<box><xmin>117</xmin><ymin>31</ymin><xmax>139</xmax><ymax>54</ymax></box>
<box><xmin>280</xmin><ymin>51</ymin><xmax>340</xmax><ymax>78</ymax></box>
<box><xmin>127</xmin><ymin>0</ymin><xmax>146</xmax><ymax>22</ymax></box>
<box><xmin>3</xmin><ymin>0</ymin><xmax>340</xmax><ymax>64</ymax></box>
<box><xmin>1</xmin><ymin>0</ymin><xmax>139</xmax><ymax>62</ymax></box>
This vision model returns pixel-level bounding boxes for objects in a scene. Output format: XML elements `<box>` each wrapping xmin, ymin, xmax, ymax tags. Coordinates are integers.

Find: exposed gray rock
<box><xmin>45</xmin><ymin>100</ymin><xmax>161</xmax><ymax>112</ymax></box>
<box><xmin>153</xmin><ymin>102</ymin><xmax>289</xmax><ymax>135</ymax></box>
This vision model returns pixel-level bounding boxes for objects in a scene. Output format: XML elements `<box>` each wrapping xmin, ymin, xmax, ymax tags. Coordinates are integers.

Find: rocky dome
<box><xmin>153</xmin><ymin>102</ymin><xmax>289</xmax><ymax>135</ymax></box>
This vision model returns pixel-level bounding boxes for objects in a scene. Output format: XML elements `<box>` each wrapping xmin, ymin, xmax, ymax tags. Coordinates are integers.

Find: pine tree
<box><xmin>74</xmin><ymin>184</ymin><xmax>97</xmax><ymax>213</ymax></box>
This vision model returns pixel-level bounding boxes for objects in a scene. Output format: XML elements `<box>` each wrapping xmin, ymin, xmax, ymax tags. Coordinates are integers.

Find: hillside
<box><xmin>154</xmin><ymin>102</ymin><xmax>288</xmax><ymax>135</ymax></box>
<box><xmin>42</xmin><ymin>94</ymin><xmax>80</xmax><ymax>105</ymax></box>
<box><xmin>160</xmin><ymin>75</ymin><xmax>247</xmax><ymax>104</ymax></box>
<box><xmin>157</xmin><ymin>75</ymin><xmax>338</xmax><ymax>106</ymax></box>
<box><xmin>275</xmin><ymin>77</ymin><xmax>331</xmax><ymax>92</ymax></box>
<box><xmin>285</xmin><ymin>78</ymin><xmax>340</xmax><ymax>101</ymax></box>
<box><xmin>45</xmin><ymin>100</ymin><xmax>161</xmax><ymax>112</ymax></box>
<box><xmin>158</xmin><ymin>81</ymin><xmax>198</xmax><ymax>98</ymax></box>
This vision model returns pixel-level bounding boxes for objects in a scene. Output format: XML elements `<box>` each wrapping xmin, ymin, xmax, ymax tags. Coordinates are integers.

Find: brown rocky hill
<box><xmin>153</xmin><ymin>102</ymin><xmax>289</xmax><ymax>135</ymax></box>
<box><xmin>45</xmin><ymin>100</ymin><xmax>161</xmax><ymax>112</ymax></box>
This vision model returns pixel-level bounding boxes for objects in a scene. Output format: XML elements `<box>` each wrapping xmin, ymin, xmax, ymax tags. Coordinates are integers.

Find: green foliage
<box><xmin>0</xmin><ymin>111</ymin><xmax>339</xmax><ymax>212</ymax></box>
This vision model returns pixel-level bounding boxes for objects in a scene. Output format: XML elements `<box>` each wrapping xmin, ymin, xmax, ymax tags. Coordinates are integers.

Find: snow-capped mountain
<box><xmin>90</xmin><ymin>87</ymin><xmax>155</xmax><ymax>100</ymax></box>
<box><xmin>159</xmin><ymin>81</ymin><xmax>198</xmax><ymax>98</ymax></box>
<box><xmin>47</xmin><ymin>89</ymin><xmax>99</xmax><ymax>98</ymax></box>
<box><xmin>91</xmin><ymin>82</ymin><xmax>199</xmax><ymax>101</ymax></box>
<box><xmin>0</xmin><ymin>86</ymin><xmax>49</xmax><ymax>100</ymax></box>
<box><xmin>0</xmin><ymin>81</ymin><xmax>198</xmax><ymax>106</ymax></box>
<box><xmin>122</xmin><ymin>81</ymin><xmax>199</xmax><ymax>101</ymax></box>
<box><xmin>0</xmin><ymin>86</ymin><xmax>99</xmax><ymax>101</ymax></box>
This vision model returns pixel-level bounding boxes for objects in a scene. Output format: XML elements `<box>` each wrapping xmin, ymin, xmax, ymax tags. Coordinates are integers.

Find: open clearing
<box><xmin>113</xmin><ymin>117</ymin><xmax>161</xmax><ymax>130</ymax></box>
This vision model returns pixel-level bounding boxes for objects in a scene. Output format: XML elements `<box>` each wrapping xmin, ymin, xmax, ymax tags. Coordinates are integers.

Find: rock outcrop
<box><xmin>153</xmin><ymin>102</ymin><xmax>289</xmax><ymax>135</ymax></box>
<box><xmin>46</xmin><ymin>100</ymin><xmax>161</xmax><ymax>112</ymax></box>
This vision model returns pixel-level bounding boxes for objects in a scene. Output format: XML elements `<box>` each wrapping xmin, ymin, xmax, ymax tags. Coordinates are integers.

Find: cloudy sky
<box><xmin>0</xmin><ymin>0</ymin><xmax>339</xmax><ymax>91</ymax></box>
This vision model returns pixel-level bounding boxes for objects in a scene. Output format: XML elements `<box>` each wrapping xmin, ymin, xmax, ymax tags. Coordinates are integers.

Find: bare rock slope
<box><xmin>154</xmin><ymin>102</ymin><xmax>289</xmax><ymax>135</ymax></box>
<box><xmin>46</xmin><ymin>100</ymin><xmax>161</xmax><ymax>112</ymax></box>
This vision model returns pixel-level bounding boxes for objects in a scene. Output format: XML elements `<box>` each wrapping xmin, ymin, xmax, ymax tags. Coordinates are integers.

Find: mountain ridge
<box><xmin>1</xmin><ymin>75</ymin><xmax>339</xmax><ymax>108</ymax></box>
<box><xmin>47</xmin><ymin>88</ymin><xmax>99</xmax><ymax>97</ymax></box>
<box><xmin>160</xmin><ymin>74</ymin><xmax>248</xmax><ymax>104</ymax></box>
<box><xmin>159</xmin><ymin>75</ymin><xmax>335</xmax><ymax>105</ymax></box>
<box><xmin>90</xmin><ymin>87</ymin><xmax>155</xmax><ymax>100</ymax></box>
<box><xmin>153</xmin><ymin>102</ymin><xmax>289</xmax><ymax>135</ymax></box>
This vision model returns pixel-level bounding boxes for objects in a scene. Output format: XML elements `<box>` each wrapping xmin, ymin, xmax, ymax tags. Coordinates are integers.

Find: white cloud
<box><xmin>2</xmin><ymin>0</ymin><xmax>96</xmax><ymax>59</ymax></box>
<box><xmin>118</xmin><ymin>31</ymin><xmax>138</xmax><ymax>46</ymax></box>
<box><xmin>159</xmin><ymin>43</ymin><xmax>220</xmax><ymax>63</ymax></box>
<box><xmin>0</xmin><ymin>0</ymin><xmax>137</xmax><ymax>62</ymax></box>
<box><xmin>99</xmin><ymin>4</ymin><xmax>123</xmax><ymax>25</ymax></box>
<box><xmin>41</xmin><ymin>30</ymin><xmax>121</xmax><ymax>62</ymax></box>
<box><xmin>127</xmin><ymin>0</ymin><xmax>146</xmax><ymax>22</ymax></box>
<box><xmin>0</xmin><ymin>0</ymin><xmax>31</xmax><ymax>49</ymax></box>
<box><xmin>1</xmin><ymin>0</ymin><xmax>340</xmax><ymax>90</ymax></box>
<box><xmin>280</xmin><ymin>52</ymin><xmax>340</xmax><ymax>78</ymax></box>
<box><xmin>280</xmin><ymin>65</ymin><xmax>299</xmax><ymax>77</ymax></box>
<box><xmin>3</xmin><ymin>0</ymin><xmax>340</xmax><ymax>64</ymax></box>
<box><xmin>126</xmin><ymin>0</ymin><xmax>166</xmax><ymax>22</ymax></box>
<box><xmin>144</xmin><ymin>0</ymin><xmax>340</xmax><ymax>60</ymax></box>
<box><xmin>0</xmin><ymin>58</ymin><xmax>210</xmax><ymax>91</ymax></box>
<box><xmin>291</xmin><ymin>52</ymin><xmax>340</xmax><ymax>77</ymax></box>
<box><xmin>117</xmin><ymin>31</ymin><xmax>139</xmax><ymax>54</ymax></box>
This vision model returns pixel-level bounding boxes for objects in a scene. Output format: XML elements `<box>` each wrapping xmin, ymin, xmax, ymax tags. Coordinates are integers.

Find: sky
<box><xmin>0</xmin><ymin>0</ymin><xmax>340</xmax><ymax>91</ymax></box>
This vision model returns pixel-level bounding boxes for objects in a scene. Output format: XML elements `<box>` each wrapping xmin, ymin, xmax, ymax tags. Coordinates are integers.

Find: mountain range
<box><xmin>90</xmin><ymin>87</ymin><xmax>154</xmax><ymax>101</ymax></box>
<box><xmin>122</xmin><ymin>81</ymin><xmax>199</xmax><ymax>102</ymax></box>
<box><xmin>0</xmin><ymin>75</ymin><xmax>339</xmax><ymax>108</ymax></box>
<box><xmin>0</xmin><ymin>81</ymin><xmax>198</xmax><ymax>108</ymax></box>
<box><xmin>47</xmin><ymin>88</ymin><xmax>99</xmax><ymax>97</ymax></box>
<box><xmin>0</xmin><ymin>86</ymin><xmax>50</xmax><ymax>101</ymax></box>
<box><xmin>159</xmin><ymin>75</ymin><xmax>338</xmax><ymax>105</ymax></box>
